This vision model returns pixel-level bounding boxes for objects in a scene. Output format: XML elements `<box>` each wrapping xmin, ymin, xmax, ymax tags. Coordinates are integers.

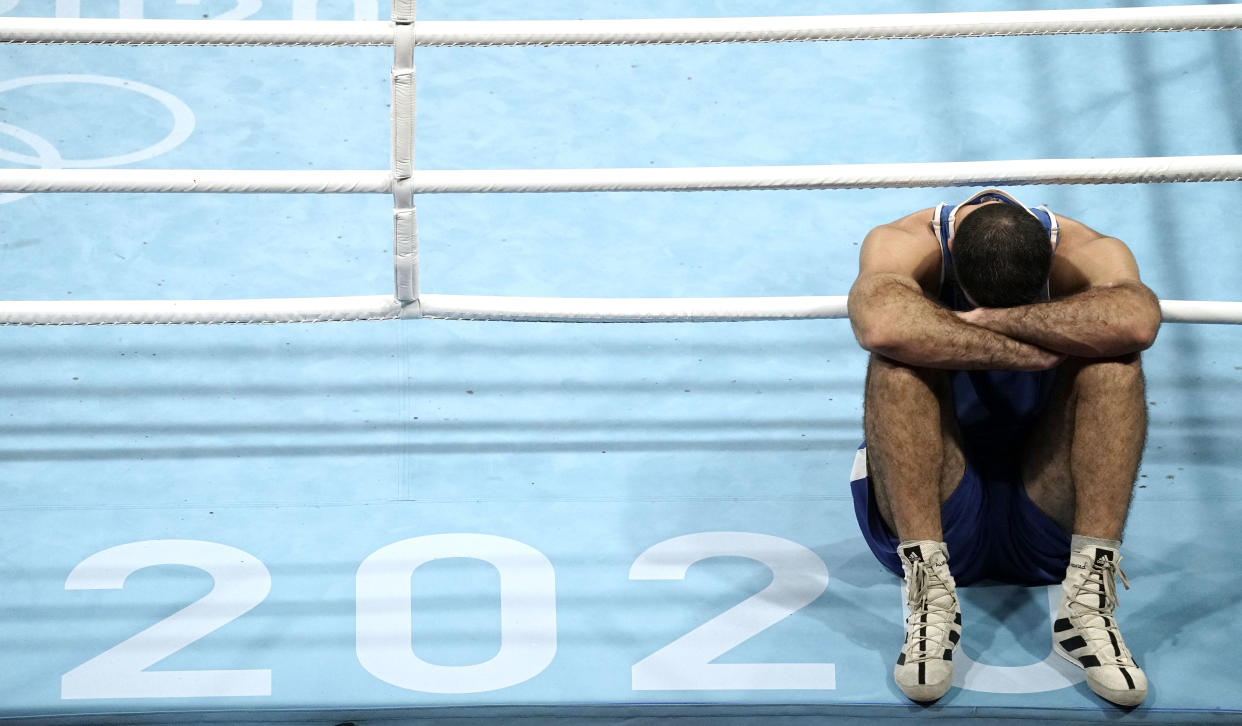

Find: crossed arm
<box><xmin>847</xmin><ymin>218</ymin><xmax>1162</xmax><ymax>370</ymax></box>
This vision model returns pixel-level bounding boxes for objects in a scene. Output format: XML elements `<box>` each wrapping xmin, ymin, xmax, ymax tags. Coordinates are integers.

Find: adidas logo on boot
<box><xmin>1053</xmin><ymin>545</ymin><xmax>1148</xmax><ymax>707</ymax></box>
<box><xmin>895</xmin><ymin>540</ymin><xmax>961</xmax><ymax>702</ymax></box>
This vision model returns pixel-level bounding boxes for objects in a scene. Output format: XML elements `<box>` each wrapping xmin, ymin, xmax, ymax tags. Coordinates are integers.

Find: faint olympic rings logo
<box><xmin>0</xmin><ymin>74</ymin><xmax>196</xmax><ymax>204</ymax></box>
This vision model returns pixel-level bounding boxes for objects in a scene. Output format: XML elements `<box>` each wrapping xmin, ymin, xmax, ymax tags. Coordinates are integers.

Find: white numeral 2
<box><xmin>61</xmin><ymin>540</ymin><xmax>272</xmax><ymax>700</ymax></box>
<box><xmin>629</xmin><ymin>532</ymin><xmax>835</xmax><ymax>691</ymax></box>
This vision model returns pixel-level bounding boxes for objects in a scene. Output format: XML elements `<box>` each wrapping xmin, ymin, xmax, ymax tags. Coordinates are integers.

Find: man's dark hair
<box><xmin>951</xmin><ymin>202</ymin><xmax>1053</xmax><ymax>308</ymax></box>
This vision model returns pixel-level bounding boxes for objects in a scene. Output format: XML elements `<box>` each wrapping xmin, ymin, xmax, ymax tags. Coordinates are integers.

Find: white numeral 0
<box><xmin>355</xmin><ymin>533</ymin><xmax>557</xmax><ymax>694</ymax></box>
<box><xmin>61</xmin><ymin>540</ymin><xmax>272</xmax><ymax>700</ymax></box>
<box><xmin>630</xmin><ymin>532</ymin><xmax>835</xmax><ymax>691</ymax></box>
<box><xmin>950</xmin><ymin>585</ymin><xmax>1086</xmax><ymax>693</ymax></box>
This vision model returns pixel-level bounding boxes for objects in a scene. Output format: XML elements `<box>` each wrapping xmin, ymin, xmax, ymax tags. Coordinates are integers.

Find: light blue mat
<box><xmin>2</xmin><ymin>1</ymin><xmax>1241</xmax><ymax>723</ymax></box>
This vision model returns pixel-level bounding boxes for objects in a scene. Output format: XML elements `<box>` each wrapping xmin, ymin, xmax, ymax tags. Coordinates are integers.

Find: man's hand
<box><xmin>957</xmin><ymin>307</ymin><xmax>1065</xmax><ymax>369</ymax></box>
<box><xmin>955</xmin><ymin>308</ymin><xmax>987</xmax><ymax>326</ymax></box>
<box><xmin>952</xmin><ymin>282</ymin><xmax>1159</xmax><ymax>359</ymax></box>
<box><xmin>852</xmin><ymin>274</ymin><xmax>1072</xmax><ymax>371</ymax></box>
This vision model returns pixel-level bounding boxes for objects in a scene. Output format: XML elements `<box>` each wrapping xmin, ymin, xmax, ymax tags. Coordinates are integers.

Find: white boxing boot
<box><xmin>894</xmin><ymin>540</ymin><xmax>961</xmax><ymax>702</ymax></box>
<box><xmin>1053</xmin><ymin>544</ymin><xmax>1148</xmax><ymax>707</ymax></box>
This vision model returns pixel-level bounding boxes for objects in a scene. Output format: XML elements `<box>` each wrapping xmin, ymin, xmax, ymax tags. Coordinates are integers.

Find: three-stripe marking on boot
<box><xmin>918</xmin><ymin>609</ymin><xmax>927</xmax><ymax>684</ymax></box>
<box><xmin>1119</xmin><ymin>667</ymin><xmax>1136</xmax><ymax>689</ymax></box>
<box><xmin>1065</xmin><ymin>648</ymin><xmax>1137</xmax><ymax>690</ymax></box>
<box><xmin>1107</xmin><ymin>630</ymin><xmax>1122</xmax><ymax>658</ymax></box>
<box><xmin>1059</xmin><ymin>620</ymin><xmax>1139</xmax><ymax>691</ymax></box>
<box><xmin>1077</xmin><ymin>657</ymin><xmax>1136</xmax><ymax>689</ymax></box>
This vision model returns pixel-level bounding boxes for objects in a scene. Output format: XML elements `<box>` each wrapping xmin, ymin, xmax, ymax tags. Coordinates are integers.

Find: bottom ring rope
<box><xmin>0</xmin><ymin>295</ymin><xmax>1237</xmax><ymax>325</ymax></box>
<box><xmin>416</xmin><ymin>294</ymin><xmax>848</xmax><ymax>322</ymax></box>
<box><xmin>0</xmin><ymin>295</ymin><xmax>404</xmax><ymax>325</ymax></box>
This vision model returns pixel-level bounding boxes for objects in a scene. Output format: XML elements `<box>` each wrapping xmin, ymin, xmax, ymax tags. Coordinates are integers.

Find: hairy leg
<box><xmin>1021</xmin><ymin>354</ymin><xmax>1147</xmax><ymax>540</ymax></box>
<box><xmin>864</xmin><ymin>354</ymin><xmax>965</xmax><ymax>542</ymax></box>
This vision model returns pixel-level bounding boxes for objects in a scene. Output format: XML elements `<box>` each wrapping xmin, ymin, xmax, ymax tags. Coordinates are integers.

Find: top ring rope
<box><xmin>5</xmin><ymin>156</ymin><xmax>1242</xmax><ymax>194</ymax></box>
<box><xmin>414</xmin><ymin>5</ymin><xmax>1242</xmax><ymax>47</ymax></box>
<box><xmin>1</xmin><ymin>5</ymin><xmax>1241</xmax><ymax>46</ymax></box>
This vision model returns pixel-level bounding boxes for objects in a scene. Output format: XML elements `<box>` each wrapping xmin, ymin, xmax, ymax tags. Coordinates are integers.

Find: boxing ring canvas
<box><xmin>2</xmin><ymin>0</ymin><xmax>1242</xmax><ymax>723</ymax></box>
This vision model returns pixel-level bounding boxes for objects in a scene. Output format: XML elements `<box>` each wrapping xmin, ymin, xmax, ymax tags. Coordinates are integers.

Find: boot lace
<box><xmin>903</xmin><ymin>553</ymin><xmax>958</xmax><ymax>664</ymax></box>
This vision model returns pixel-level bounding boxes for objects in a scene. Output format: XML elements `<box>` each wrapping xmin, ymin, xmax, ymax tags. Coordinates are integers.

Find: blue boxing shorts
<box><xmin>849</xmin><ymin>440</ymin><xmax>1071</xmax><ymax>587</ymax></box>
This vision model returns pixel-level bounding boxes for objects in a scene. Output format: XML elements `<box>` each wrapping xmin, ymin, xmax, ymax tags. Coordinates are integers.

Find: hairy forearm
<box><xmin>849</xmin><ymin>274</ymin><xmax>1063</xmax><ymax>371</ymax></box>
<box><xmin>961</xmin><ymin>282</ymin><xmax>1161</xmax><ymax>358</ymax></box>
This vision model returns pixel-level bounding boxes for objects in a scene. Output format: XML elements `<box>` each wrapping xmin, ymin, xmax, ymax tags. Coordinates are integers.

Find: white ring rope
<box><xmin>0</xmin><ymin>169</ymin><xmax>391</xmax><ymax>194</ymax></box>
<box><xmin>2</xmin><ymin>5</ymin><xmax>1242</xmax><ymax>46</ymax></box>
<box><xmin>420</xmin><ymin>298</ymin><xmax>1239</xmax><ymax>326</ymax></box>
<box><xmin>414</xmin><ymin>6</ymin><xmax>1242</xmax><ymax>47</ymax></box>
<box><xmin>5</xmin><ymin>155</ymin><xmax>1242</xmax><ymax>194</ymax></box>
<box><xmin>417</xmin><ymin>298</ymin><xmax>1242</xmax><ymax>325</ymax></box>
<box><xmin>1159</xmin><ymin>300</ymin><xmax>1242</xmax><ymax>325</ymax></box>
<box><xmin>0</xmin><ymin>296</ymin><xmax>1234</xmax><ymax>326</ymax></box>
<box><xmin>418</xmin><ymin>295</ymin><xmax>848</xmax><ymax>323</ymax></box>
<box><xmin>422</xmin><ymin>297</ymin><xmax>1237</xmax><ymax>325</ymax></box>
<box><xmin>0</xmin><ymin>296</ymin><xmax>403</xmax><ymax>326</ymax></box>
<box><xmin>398</xmin><ymin>156</ymin><xmax>1242</xmax><ymax>193</ymax></box>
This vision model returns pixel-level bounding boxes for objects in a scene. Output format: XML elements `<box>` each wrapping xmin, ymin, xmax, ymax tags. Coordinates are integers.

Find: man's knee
<box><xmin>866</xmin><ymin>354</ymin><xmax>948</xmax><ymax>395</ymax></box>
<box><xmin>1064</xmin><ymin>353</ymin><xmax>1144</xmax><ymax>399</ymax></box>
<box><xmin>865</xmin><ymin>356</ymin><xmax>955</xmax><ymax>435</ymax></box>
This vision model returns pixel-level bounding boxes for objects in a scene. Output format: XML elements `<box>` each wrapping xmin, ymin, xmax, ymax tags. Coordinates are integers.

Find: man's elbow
<box><xmin>853</xmin><ymin>323</ymin><xmax>908</xmax><ymax>360</ymax></box>
<box><xmin>1108</xmin><ymin>282</ymin><xmax>1160</xmax><ymax>353</ymax></box>
<box><xmin>847</xmin><ymin>275</ymin><xmax>926</xmax><ymax>358</ymax></box>
<box><xmin>849</xmin><ymin>306</ymin><xmax>898</xmax><ymax>356</ymax></box>
<box><xmin>858</xmin><ymin>332</ymin><xmax>893</xmax><ymax>357</ymax></box>
<box><xmin>1128</xmin><ymin>285</ymin><xmax>1162</xmax><ymax>351</ymax></box>
<box><xmin>1129</xmin><ymin>310</ymin><xmax>1161</xmax><ymax>351</ymax></box>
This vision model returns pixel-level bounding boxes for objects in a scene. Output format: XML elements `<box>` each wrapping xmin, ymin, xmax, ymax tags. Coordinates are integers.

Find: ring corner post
<box><xmin>391</xmin><ymin>0</ymin><xmax>419</xmax><ymax>311</ymax></box>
